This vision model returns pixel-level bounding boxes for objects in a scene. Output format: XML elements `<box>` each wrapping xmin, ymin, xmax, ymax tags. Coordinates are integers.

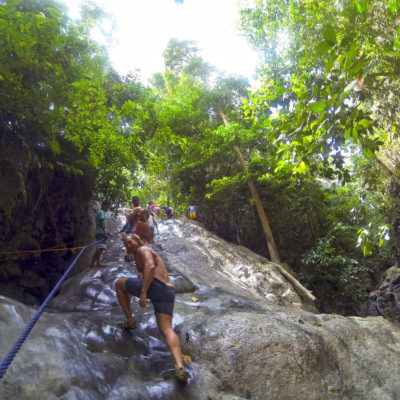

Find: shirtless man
<box><xmin>124</xmin><ymin>196</ymin><xmax>150</xmax><ymax>235</ymax></box>
<box><xmin>115</xmin><ymin>232</ymin><xmax>189</xmax><ymax>383</ymax></box>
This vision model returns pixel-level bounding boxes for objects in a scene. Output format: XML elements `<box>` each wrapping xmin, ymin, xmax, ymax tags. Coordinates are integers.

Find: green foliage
<box><xmin>357</xmin><ymin>224</ymin><xmax>392</xmax><ymax>256</ymax></box>
<box><xmin>0</xmin><ymin>0</ymin><xmax>156</xmax><ymax>302</ymax></box>
<box><xmin>240</xmin><ymin>0</ymin><xmax>399</xmax><ymax>180</ymax></box>
<box><xmin>163</xmin><ymin>38</ymin><xmax>214</xmax><ymax>81</ymax></box>
<box><xmin>301</xmin><ymin>229</ymin><xmax>369</xmax><ymax>308</ymax></box>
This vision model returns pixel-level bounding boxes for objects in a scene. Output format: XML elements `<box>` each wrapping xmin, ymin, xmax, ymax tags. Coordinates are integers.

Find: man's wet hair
<box><xmin>132</xmin><ymin>196</ymin><xmax>140</xmax><ymax>202</ymax></box>
<box><xmin>102</xmin><ymin>200</ymin><xmax>111</xmax><ymax>206</ymax></box>
<box><xmin>124</xmin><ymin>233</ymin><xmax>143</xmax><ymax>245</ymax></box>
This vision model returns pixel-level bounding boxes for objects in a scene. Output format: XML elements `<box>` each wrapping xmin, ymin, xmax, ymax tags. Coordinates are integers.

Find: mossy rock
<box><xmin>8</xmin><ymin>263</ymin><xmax>22</xmax><ymax>278</ymax></box>
<box><xmin>20</xmin><ymin>270</ymin><xmax>46</xmax><ymax>289</ymax></box>
<box><xmin>23</xmin><ymin>291</ymin><xmax>39</xmax><ymax>305</ymax></box>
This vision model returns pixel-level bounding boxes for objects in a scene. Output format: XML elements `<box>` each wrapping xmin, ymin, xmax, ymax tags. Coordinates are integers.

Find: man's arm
<box><xmin>126</xmin><ymin>207</ymin><xmax>140</xmax><ymax>223</ymax></box>
<box><xmin>138</xmin><ymin>248</ymin><xmax>156</xmax><ymax>307</ymax></box>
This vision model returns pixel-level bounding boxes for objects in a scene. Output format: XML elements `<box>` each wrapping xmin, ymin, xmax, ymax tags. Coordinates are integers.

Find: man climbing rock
<box><xmin>115</xmin><ymin>229</ymin><xmax>190</xmax><ymax>383</ymax></box>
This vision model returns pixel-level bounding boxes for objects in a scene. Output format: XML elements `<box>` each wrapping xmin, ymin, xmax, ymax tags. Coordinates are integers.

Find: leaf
<box><xmin>322</xmin><ymin>25</ymin><xmax>337</xmax><ymax>45</ymax></box>
<box><xmin>232</xmin><ymin>339</ymin><xmax>239</xmax><ymax>344</ymax></box>
<box><xmin>362</xmin><ymin>242</ymin><xmax>372</xmax><ymax>256</ymax></box>
<box><xmin>316</xmin><ymin>41</ymin><xmax>332</xmax><ymax>54</ymax></box>
<box><xmin>352</xmin><ymin>127</ymin><xmax>358</xmax><ymax>141</ymax></box>
<box><xmin>191</xmin><ymin>296</ymin><xmax>199</xmax><ymax>302</ymax></box>
<box><xmin>310</xmin><ymin>101</ymin><xmax>325</xmax><ymax>113</ymax></box>
<box><xmin>340</xmin><ymin>34</ymin><xmax>353</xmax><ymax>47</ymax></box>
<box><xmin>0</xmin><ymin>74</ymin><xmax>3</xmax><ymax>80</ymax></box>
<box><xmin>325</xmin><ymin>57</ymin><xmax>336</xmax><ymax>73</ymax></box>
<box><xmin>388</xmin><ymin>0</ymin><xmax>398</xmax><ymax>14</ymax></box>
<box><xmin>293</xmin><ymin>160</ymin><xmax>307</xmax><ymax>174</ymax></box>
<box><xmin>349</xmin><ymin>59</ymin><xmax>366</xmax><ymax>75</ymax></box>
<box><xmin>354</xmin><ymin>0</ymin><xmax>364</xmax><ymax>13</ymax></box>
<box><xmin>344</xmin><ymin>79</ymin><xmax>358</xmax><ymax>92</ymax></box>
<box><xmin>355</xmin><ymin>119</ymin><xmax>373</xmax><ymax>130</ymax></box>
<box><xmin>344</xmin><ymin>44</ymin><xmax>358</xmax><ymax>70</ymax></box>
<box><xmin>50</xmin><ymin>135</ymin><xmax>60</xmax><ymax>155</ymax></box>
<box><xmin>263</xmin><ymin>118</ymin><xmax>271</xmax><ymax>127</ymax></box>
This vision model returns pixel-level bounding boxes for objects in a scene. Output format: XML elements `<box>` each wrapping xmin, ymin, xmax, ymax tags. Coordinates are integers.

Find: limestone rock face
<box><xmin>368</xmin><ymin>265</ymin><xmax>400</xmax><ymax>323</ymax></box>
<box><xmin>0</xmin><ymin>218</ymin><xmax>399</xmax><ymax>400</ymax></box>
<box><xmin>181</xmin><ymin>312</ymin><xmax>400</xmax><ymax>400</ymax></box>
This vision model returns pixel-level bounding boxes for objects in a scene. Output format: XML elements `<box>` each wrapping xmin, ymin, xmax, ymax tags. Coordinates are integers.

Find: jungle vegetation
<box><xmin>0</xmin><ymin>0</ymin><xmax>399</xmax><ymax>314</ymax></box>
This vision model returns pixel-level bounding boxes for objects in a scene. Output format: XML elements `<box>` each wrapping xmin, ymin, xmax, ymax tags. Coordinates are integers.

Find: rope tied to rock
<box><xmin>0</xmin><ymin>238</ymin><xmax>102</xmax><ymax>380</ymax></box>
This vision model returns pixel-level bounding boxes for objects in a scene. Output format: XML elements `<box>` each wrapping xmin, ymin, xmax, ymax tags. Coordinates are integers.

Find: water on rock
<box><xmin>1</xmin><ymin>216</ymin><xmax>399</xmax><ymax>400</ymax></box>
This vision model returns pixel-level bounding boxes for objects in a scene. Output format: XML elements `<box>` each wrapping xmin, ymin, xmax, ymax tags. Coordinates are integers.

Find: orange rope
<box><xmin>0</xmin><ymin>245</ymin><xmax>86</xmax><ymax>255</ymax></box>
<box><xmin>0</xmin><ymin>233</ymin><xmax>116</xmax><ymax>262</ymax></box>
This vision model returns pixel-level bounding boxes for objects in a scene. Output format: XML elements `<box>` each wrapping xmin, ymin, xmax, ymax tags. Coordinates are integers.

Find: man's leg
<box><xmin>115</xmin><ymin>278</ymin><xmax>135</xmax><ymax>326</ymax></box>
<box><xmin>97</xmin><ymin>248</ymin><xmax>106</xmax><ymax>267</ymax></box>
<box><xmin>155</xmin><ymin>313</ymin><xmax>184</xmax><ymax>370</ymax></box>
<box><xmin>90</xmin><ymin>248</ymin><xmax>101</xmax><ymax>268</ymax></box>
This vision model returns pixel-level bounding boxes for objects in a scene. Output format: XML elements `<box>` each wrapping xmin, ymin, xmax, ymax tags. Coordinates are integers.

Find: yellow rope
<box><xmin>0</xmin><ymin>245</ymin><xmax>85</xmax><ymax>255</ymax></box>
<box><xmin>0</xmin><ymin>244</ymin><xmax>90</xmax><ymax>263</ymax></box>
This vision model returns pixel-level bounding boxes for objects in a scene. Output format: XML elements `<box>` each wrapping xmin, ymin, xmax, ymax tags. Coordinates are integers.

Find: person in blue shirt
<box><xmin>90</xmin><ymin>200</ymin><xmax>111</xmax><ymax>268</ymax></box>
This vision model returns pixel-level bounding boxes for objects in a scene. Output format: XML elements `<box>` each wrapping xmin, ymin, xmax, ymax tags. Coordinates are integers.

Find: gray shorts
<box><xmin>125</xmin><ymin>277</ymin><xmax>175</xmax><ymax>317</ymax></box>
<box><xmin>95</xmin><ymin>233</ymin><xmax>107</xmax><ymax>249</ymax></box>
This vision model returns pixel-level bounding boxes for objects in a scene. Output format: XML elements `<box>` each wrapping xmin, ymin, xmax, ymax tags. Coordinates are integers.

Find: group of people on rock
<box><xmin>89</xmin><ymin>197</ymin><xmax>189</xmax><ymax>383</ymax></box>
<box><xmin>121</xmin><ymin>197</ymin><xmax>175</xmax><ymax>237</ymax></box>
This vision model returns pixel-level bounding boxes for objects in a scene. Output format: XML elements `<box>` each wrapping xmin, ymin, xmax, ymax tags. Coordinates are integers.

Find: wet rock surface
<box><xmin>1</xmin><ymin>218</ymin><xmax>400</xmax><ymax>399</ymax></box>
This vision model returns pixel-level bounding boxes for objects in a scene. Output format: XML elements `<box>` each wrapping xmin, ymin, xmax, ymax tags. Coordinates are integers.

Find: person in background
<box><xmin>122</xmin><ymin>196</ymin><xmax>150</xmax><ymax>234</ymax></box>
<box><xmin>121</xmin><ymin>196</ymin><xmax>140</xmax><ymax>233</ymax></box>
<box><xmin>115</xmin><ymin>229</ymin><xmax>190</xmax><ymax>383</ymax></box>
<box><xmin>147</xmin><ymin>201</ymin><xmax>159</xmax><ymax>240</ymax></box>
<box><xmin>187</xmin><ymin>204</ymin><xmax>197</xmax><ymax>220</ymax></box>
<box><xmin>163</xmin><ymin>205</ymin><xmax>172</xmax><ymax>219</ymax></box>
<box><xmin>90</xmin><ymin>200</ymin><xmax>111</xmax><ymax>268</ymax></box>
<box><xmin>148</xmin><ymin>200</ymin><xmax>161</xmax><ymax>221</ymax></box>
<box><xmin>154</xmin><ymin>204</ymin><xmax>161</xmax><ymax>220</ymax></box>
<box><xmin>131</xmin><ymin>196</ymin><xmax>141</xmax><ymax>209</ymax></box>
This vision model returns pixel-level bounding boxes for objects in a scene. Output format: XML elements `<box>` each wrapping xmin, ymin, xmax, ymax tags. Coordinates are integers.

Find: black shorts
<box><xmin>125</xmin><ymin>277</ymin><xmax>175</xmax><ymax>317</ymax></box>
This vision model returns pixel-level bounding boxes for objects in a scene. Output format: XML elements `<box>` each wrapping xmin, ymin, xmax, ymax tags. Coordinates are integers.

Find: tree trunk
<box><xmin>217</xmin><ymin>106</ymin><xmax>281</xmax><ymax>263</ymax></box>
<box><xmin>233</xmin><ymin>145</ymin><xmax>281</xmax><ymax>263</ymax></box>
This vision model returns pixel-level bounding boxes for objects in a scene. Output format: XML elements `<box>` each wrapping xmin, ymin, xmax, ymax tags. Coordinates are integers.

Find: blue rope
<box><xmin>0</xmin><ymin>239</ymin><xmax>101</xmax><ymax>379</ymax></box>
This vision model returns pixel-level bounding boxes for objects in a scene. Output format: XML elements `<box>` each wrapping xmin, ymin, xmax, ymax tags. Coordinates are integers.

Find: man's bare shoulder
<box><xmin>136</xmin><ymin>245</ymin><xmax>153</xmax><ymax>257</ymax></box>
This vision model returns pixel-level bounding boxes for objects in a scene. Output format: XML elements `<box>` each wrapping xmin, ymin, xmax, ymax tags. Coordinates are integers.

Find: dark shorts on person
<box><xmin>95</xmin><ymin>233</ymin><xmax>107</xmax><ymax>249</ymax></box>
<box><xmin>125</xmin><ymin>277</ymin><xmax>175</xmax><ymax>317</ymax></box>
